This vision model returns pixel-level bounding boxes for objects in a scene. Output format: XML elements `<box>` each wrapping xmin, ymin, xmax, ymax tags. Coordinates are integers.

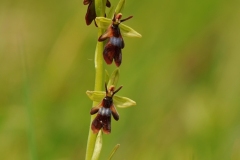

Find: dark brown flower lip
<box><xmin>83</xmin><ymin>0</ymin><xmax>90</xmax><ymax>5</ymax></box>
<box><xmin>83</xmin><ymin>0</ymin><xmax>111</xmax><ymax>26</ymax></box>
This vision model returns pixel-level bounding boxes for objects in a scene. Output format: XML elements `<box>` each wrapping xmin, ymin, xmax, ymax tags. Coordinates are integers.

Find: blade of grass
<box><xmin>108</xmin><ymin>144</ymin><xmax>120</xmax><ymax>160</ymax></box>
<box><xmin>20</xmin><ymin>42</ymin><xmax>37</xmax><ymax>160</ymax></box>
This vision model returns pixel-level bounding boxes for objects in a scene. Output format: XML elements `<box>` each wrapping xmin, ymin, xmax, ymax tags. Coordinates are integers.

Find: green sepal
<box><xmin>115</xmin><ymin>0</ymin><xmax>125</xmax><ymax>14</ymax></box>
<box><xmin>91</xmin><ymin>131</ymin><xmax>103</xmax><ymax>160</ymax></box>
<box><xmin>119</xmin><ymin>23</ymin><xmax>142</xmax><ymax>38</ymax></box>
<box><xmin>114</xmin><ymin>95</ymin><xmax>136</xmax><ymax>108</ymax></box>
<box><xmin>86</xmin><ymin>91</ymin><xmax>105</xmax><ymax>103</ymax></box>
<box><xmin>95</xmin><ymin>17</ymin><xmax>142</xmax><ymax>38</ymax></box>
<box><xmin>86</xmin><ymin>90</ymin><xmax>136</xmax><ymax>108</ymax></box>
<box><xmin>107</xmin><ymin>68</ymin><xmax>119</xmax><ymax>88</ymax></box>
<box><xmin>95</xmin><ymin>17</ymin><xmax>111</xmax><ymax>29</ymax></box>
<box><xmin>105</xmin><ymin>70</ymin><xmax>110</xmax><ymax>85</ymax></box>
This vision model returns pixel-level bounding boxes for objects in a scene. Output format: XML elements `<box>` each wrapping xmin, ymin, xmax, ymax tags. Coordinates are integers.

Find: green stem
<box><xmin>85</xmin><ymin>28</ymin><xmax>104</xmax><ymax>160</ymax></box>
<box><xmin>85</xmin><ymin>0</ymin><xmax>107</xmax><ymax>159</ymax></box>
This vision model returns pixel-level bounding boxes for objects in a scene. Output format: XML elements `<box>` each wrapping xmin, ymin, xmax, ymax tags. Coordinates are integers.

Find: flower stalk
<box><xmin>85</xmin><ymin>0</ymin><xmax>106</xmax><ymax>159</ymax></box>
<box><xmin>85</xmin><ymin>29</ymin><xmax>104</xmax><ymax>160</ymax></box>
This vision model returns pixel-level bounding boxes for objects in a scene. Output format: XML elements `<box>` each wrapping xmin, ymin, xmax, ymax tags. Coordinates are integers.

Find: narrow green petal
<box><xmin>95</xmin><ymin>17</ymin><xmax>111</xmax><ymax>29</ymax></box>
<box><xmin>107</xmin><ymin>68</ymin><xmax>119</xmax><ymax>88</ymax></box>
<box><xmin>91</xmin><ymin>131</ymin><xmax>103</xmax><ymax>160</ymax></box>
<box><xmin>86</xmin><ymin>91</ymin><xmax>105</xmax><ymax>102</ymax></box>
<box><xmin>115</xmin><ymin>0</ymin><xmax>125</xmax><ymax>14</ymax></box>
<box><xmin>113</xmin><ymin>95</ymin><xmax>136</xmax><ymax>108</ymax></box>
<box><xmin>120</xmin><ymin>23</ymin><xmax>142</xmax><ymax>38</ymax></box>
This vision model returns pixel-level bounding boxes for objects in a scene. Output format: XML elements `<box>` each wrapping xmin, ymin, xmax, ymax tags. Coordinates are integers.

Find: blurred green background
<box><xmin>1</xmin><ymin>0</ymin><xmax>240</xmax><ymax>159</ymax></box>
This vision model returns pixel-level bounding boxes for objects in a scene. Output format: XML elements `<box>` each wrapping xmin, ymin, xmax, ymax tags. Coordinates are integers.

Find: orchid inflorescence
<box><xmin>83</xmin><ymin>0</ymin><xmax>141</xmax><ymax>159</ymax></box>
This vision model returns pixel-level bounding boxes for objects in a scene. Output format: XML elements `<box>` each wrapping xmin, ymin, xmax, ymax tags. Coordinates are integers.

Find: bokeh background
<box><xmin>1</xmin><ymin>0</ymin><xmax>240</xmax><ymax>159</ymax></box>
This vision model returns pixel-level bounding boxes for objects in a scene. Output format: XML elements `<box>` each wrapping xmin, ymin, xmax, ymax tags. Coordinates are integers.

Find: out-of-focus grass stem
<box><xmin>20</xmin><ymin>43</ymin><xmax>37</xmax><ymax>160</ymax></box>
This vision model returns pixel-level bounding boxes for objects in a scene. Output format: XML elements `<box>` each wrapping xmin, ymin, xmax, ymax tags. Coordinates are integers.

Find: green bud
<box><xmin>105</xmin><ymin>70</ymin><xmax>110</xmax><ymax>85</ymax></box>
<box><xmin>107</xmin><ymin>68</ymin><xmax>119</xmax><ymax>88</ymax></box>
<box><xmin>115</xmin><ymin>0</ymin><xmax>125</xmax><ymax>14</ymax></box>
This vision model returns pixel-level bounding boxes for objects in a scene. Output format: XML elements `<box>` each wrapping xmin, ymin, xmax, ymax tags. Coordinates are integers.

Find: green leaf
<box><xmin>108</xmin><ymin>144</ymin><xmax>120</xmax><ymax>160</ymax></box>
<box><xmin>119</xmin><ymin>23</ymin><xmax>142</xmax><ymax>38</ymax></box>
<box><xmin>115</xmin><ymin>0</ymin><xmax>125</xmax><ymax>14</ymax></box>
<box><xmin>107</xmin><ymin>68</ymin><xmax>119</xmax><ymax>88</ymax></box>
<box><xmin>91</xmin><ymin>131</ymin><xmax>103</xmax><ymax>160</ymax></box>
<box><xmin>86</xmin><ymin>91</ymin><xmax>105</xmax><ymax>103</ymax></box>
<box><xmin>113</xmin><ymin>95</ymin><xmax>136</xmax><ymax>108</ymax></box>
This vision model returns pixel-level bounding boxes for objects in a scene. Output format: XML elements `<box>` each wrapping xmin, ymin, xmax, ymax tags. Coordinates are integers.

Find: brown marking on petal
<box><xmin>90</xmin><ymin>103</ymin><xmax>102</xmax><ymax>115</ymax></box>
<box><xmin>91</xmin><ymin>114</ymin><xmax>102</xmax><ymax>133</ymax></box>
<box><xmin>85</xmin><ymin>0</ymin><xmax>96</xmax><ymax>25</ymax></box>
<box><xmin>113</xmin><ymin>49</ymin><xmax>122</xmax><ymax>67</ymax></box>
<box><xmin>83</xmin><ymin>0</ymin><xmax>91</xmax><ymax>5</ymax></box>
<box><xmin>103</xmin><ymin>43</ymin><xmax>115</xmax><ymax>65</ymax></box>
<box><xmin>110</xmin><ymin>105</ymin><xmax>119</xmax><ymax>121</ymax></box>
<box><xmin>102</xmin><ymin>115</ymin><xmax>111</xmax><ymax>134</ymax></box>
<box><xmin>106</xmin><ymin>0</ymin><xmax>111</xmax><ymax>7</ymax></box>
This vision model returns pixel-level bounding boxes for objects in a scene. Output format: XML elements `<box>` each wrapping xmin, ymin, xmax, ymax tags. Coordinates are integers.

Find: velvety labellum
<box><xmin>98</xmin><ymin>13</ymin><xmax>132</xmax><ymax>67</ymax></box>
<box><xmin>90</xmin><ymin>84</ymin><xmax>122</xmax><ymax>134</ymax></box>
